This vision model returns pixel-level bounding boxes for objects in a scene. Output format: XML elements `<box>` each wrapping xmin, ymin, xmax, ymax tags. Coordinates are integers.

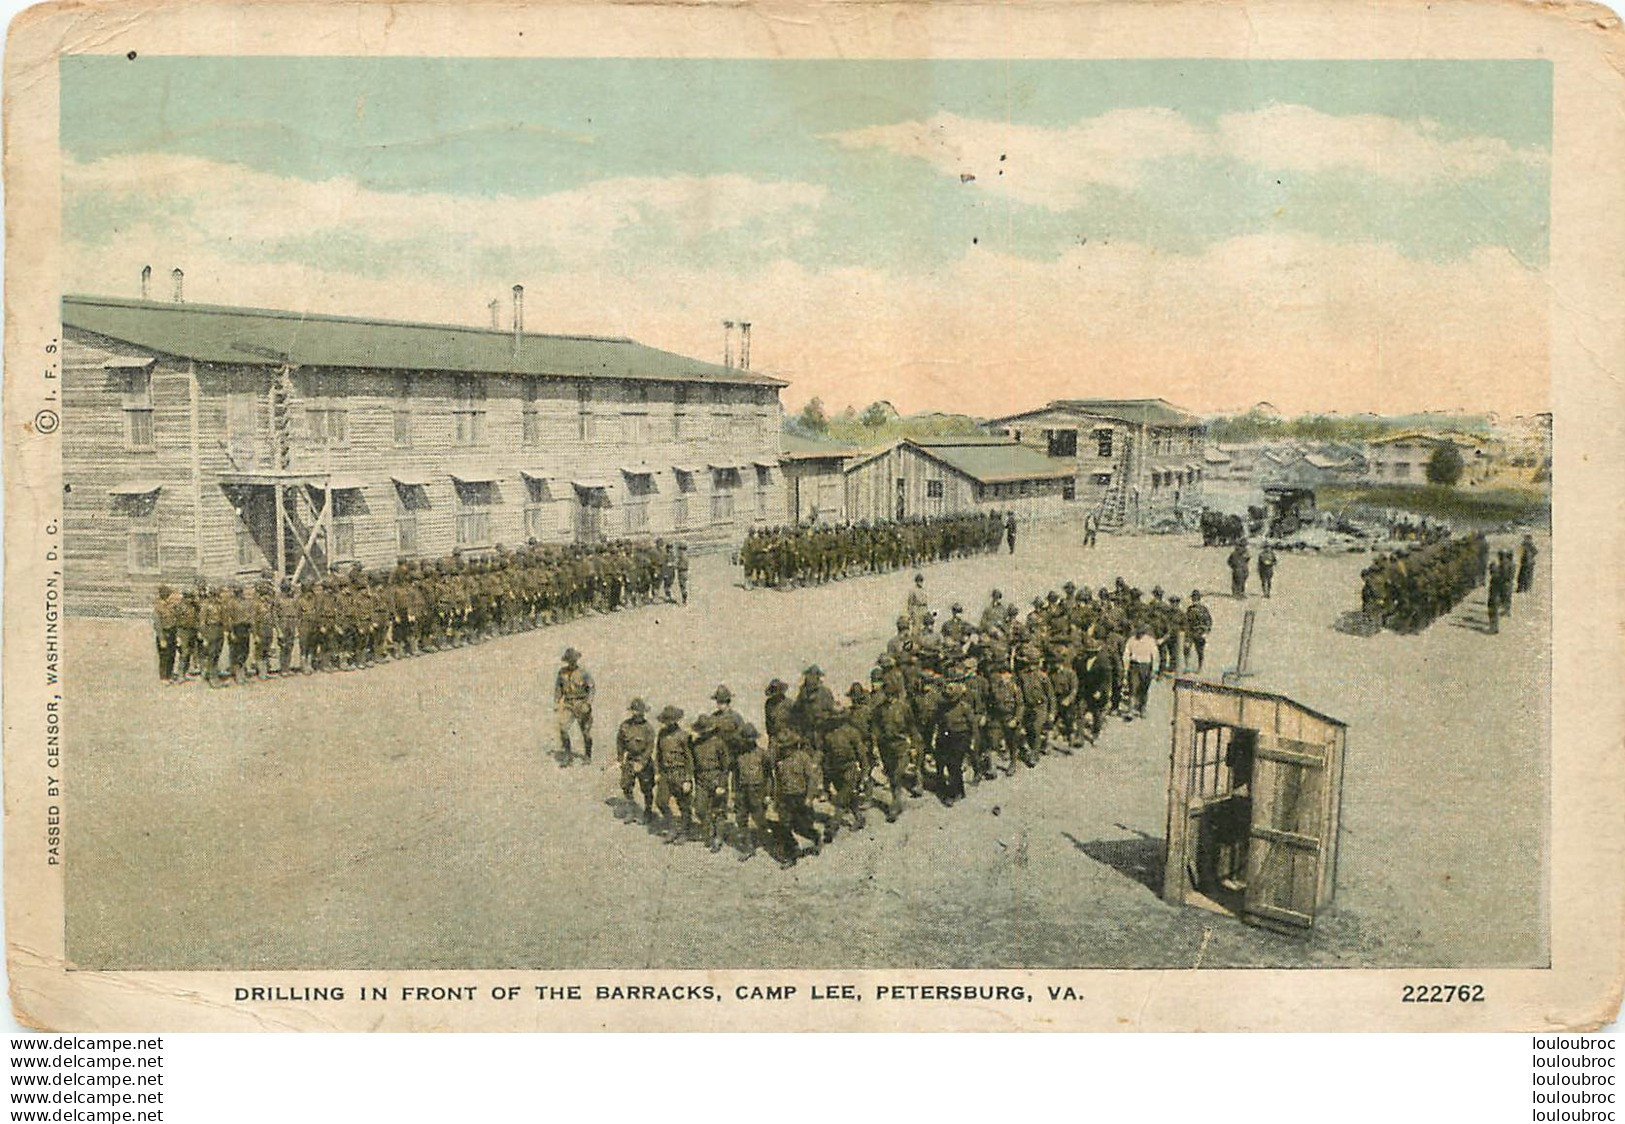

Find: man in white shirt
<box><xmin>1122</xmin><ymin>626</ymin><xmax>1160</xmax><ymax>720</ymax></box>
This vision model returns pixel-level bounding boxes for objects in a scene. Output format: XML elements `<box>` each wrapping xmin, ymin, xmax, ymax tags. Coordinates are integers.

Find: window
<box><xmin>453</xmin><ymin>376</ymin><xmax>486</xmax><ymax>447</ymax></box>
<box><xmin>926</xmin><ymin>479</ymin><xmax>944</xmax><ymax>499</ymax></box>
<box><xmin>523</xmin><ymin>477</ymin><xmax>555</xmax><ymax>542</ymax></box>
<box><xmin>623</xmin><ymin>413</ymin><xmax>650</xmax><ymax>445</ymax></box>
<box><xmin>522</xmin><ymin>383</ymin><xmax>541</xmax><ymax>446</ymax></box>
<box><xmin>395</xmin><ymin>482</ymin><xmax>429</xmax><ymax>556</ymax></box>
<box><xmin>307</xmin><ymin>405</ymin><xmax>348</xmax><ymax>445</ymax></box>
<box><xmin>624</xmin><ymin>473</ymin><xmax>655</xmax><ymax>533</ymax></box>
<box><xmin>713</xmin><ymin>411</ymin><xmax>733</xmax><ymax>442</ymax></box>
<box><xmin>393</xmin><ymin>376</ymin><xmax>414</xmax><ymax>448</ymax></box>
<box><xmin>1047</xmin><ymin>429</ymin><xmax>1078</xmax><ymax>458</ymax></box>
<box><xmin>235</xmin><ymin>523</ymin><xmax>261</xmax><ymax>569</ymax></box>
<box><xmin>625</xmin><ymin>382</ymin><xmax>650</xmax><ymax>405</ymax></box>
<box><xmin>710</xmin><ymin>467</ymin><xmax>739</xmax><ymax>523</ymax></box>
<box><xmin>114</xmin><ymin>490</ymin><xmax>160</xmax><ymax>573</ymax></box>
<box><xmin>121</xmin><ymin>367</ymin><xmax>155</xmax><ymax>451</ymax></box>
<box><xmin>327</xmin><ymin>487</ymin><xmax>365</xmax><ymax>562</ymax></box>
<box><xmin>1092</xmin><ymin>472</ymin><xmax>1112</xmax><ymax>486</ymax></box>
<box><xmin>454</xmin><ymin>480</ymin><xmax>496</xmax><ymax>546</ymax></box>
<box><xmin>577</xmin><ymin>383</ymin><xmax>592</xmax><ymax>440</ymax></box>
<box><xmin>754</xmin><ymin>465</ymin><xmax>772</xmax><ymax>518</ymax></box>
<box><xmin>673</xmin><ymin>470</ymin><xmax>695</xmax><ymax>527</ymax></box>
<box><xmin>1096</xmin><ymin>429</ymin><xmax>1114</xmax><ymax>458</ymax></box>
<box><xmin>1062</xmin><ymin>478</ymin><xmax>1077</xmax><ymax>501</ymax></box>
<box><xmin>672</xmin><ymin>384</ymin><xmax>688</xmax><ymax>439</ymax></box>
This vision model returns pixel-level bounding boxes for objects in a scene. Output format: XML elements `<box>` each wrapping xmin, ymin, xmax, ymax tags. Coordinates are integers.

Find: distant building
<box><xmin>988</xmin><ymin>398</ymin><xmax>1207</xmax><ymax>528</ymax></box>
<box><xmin>779</xmin><ymin>432</ymin><xmax>858</xmax><ymax>524</ymax></box>
<box><xmin>62</xmin><ymin>293</ymin><xmax>787</xmax><ymax>615</ymax></box>
<box><xmin>1365</xmin><ymin>432</ymin><xmax>1472</xmax><ymax>484</ymax></box>
<box><xmin>842</xmin><ymin>437</ymin><xmax>1075</xmax><ymax>525</ymax></box>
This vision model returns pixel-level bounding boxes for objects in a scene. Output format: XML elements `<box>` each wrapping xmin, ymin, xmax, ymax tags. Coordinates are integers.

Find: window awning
<box><xmin>572</xmin><ymin>478</ymin><xmax>610</xmax><ymax>490</ymax></box>
<box><xmin>450</xmin><ymin>469</ymin><xmax>501</xmax><ymax>484</ymax></box>
<box><xmin>752</xmin><ymin>459</ymin><xmax>777</xmax><ymax>469</ymax></box>
<box><xmin>518</xmin><ymin>468</ymin><xmax>555</xmax><ymax>482</ymax></box>
<box><xmin>671</xmin><ymin>464</ymin><xmax>701</xmax><ymax>475</ymax></box>
<box><xmin>390</xmin><ymin>472</ymin><xmax>433</xmax><ymax>487</ymax></box>
<box><xmin>102</xmin><ymin>356</ymin><xmax>156</xmax><ymax>370</ymax></box>
<box><xmin>315</xmin><ymin>476</ymin><xmax>367</xmax><ymax>491</ymax></box>
<box><xmin>619</xmin><ymin>465</ymin><xmax>655</xmax><ymax>477</ymax></box>
<box><xmin>107</xmin><ymin>480</ymin><xmax>163</xmax><ymax>496</ymax></box>
<box><xmin>707</xmin><ymin>462</ymin><xmax>743</xmax><ymax>471</ymax></box>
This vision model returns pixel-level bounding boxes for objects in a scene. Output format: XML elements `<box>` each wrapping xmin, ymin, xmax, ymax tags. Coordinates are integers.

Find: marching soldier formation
<box><xmin>738</xmin><ymin>512</ymin><xmax>1007</xmax><ymax>589</ymax></box>
<box><xmin>1358</xmin><ymin>532</ymin><xmax>1493</xmax><ymax>633</ymax></box>
<box><xmin>610</xmin><ymin>575</ymin><xmax>1213</xmax><ymax>868</ymax></box>
<box><xmin>150</xmin><ymin>538</ymin><xmax>687</xmax><ymax>686</ymax></box>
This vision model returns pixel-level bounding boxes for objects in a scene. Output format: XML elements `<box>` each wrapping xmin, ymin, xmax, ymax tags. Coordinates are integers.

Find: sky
<box><xmin>59</xmin><ymin>57</ymin><xmax>1552</xmax><ymax>417</ymax></box>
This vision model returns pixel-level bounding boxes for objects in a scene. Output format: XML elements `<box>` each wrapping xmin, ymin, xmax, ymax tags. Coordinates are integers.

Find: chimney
<box><xmin>170</xmin><ymin>268</ymin><xmax>184</xmax><ymax>303</ymax></box>
<box><xmin>740</xmin><ymin>321</ymin><xmax>752</xmax><ymax>371</ymax></box>
<box><xmin>512</xmin><ymin>284</ymin><xmax>524</xmax><ymax>344</ymax></box>
<box><xmin>140</xmin><ymin>265</ymin><xmax>151</xmax><ymax>300</ymax></box>
<box><xmin>723</xmin><ymin>320</ymin><xmax>735</xmax><ymax>368</ymax></box>
<box><xmin>488</xmin><ymin>299</ymin><xmax>501</xmax><ymax>329</ymax></box>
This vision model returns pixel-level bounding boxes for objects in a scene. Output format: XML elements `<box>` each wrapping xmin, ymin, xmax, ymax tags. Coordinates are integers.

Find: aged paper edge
<box><xmin>3</xmin><ymin>0</ymin><xmax>1622</xmax><ymax>1032</ymax></box>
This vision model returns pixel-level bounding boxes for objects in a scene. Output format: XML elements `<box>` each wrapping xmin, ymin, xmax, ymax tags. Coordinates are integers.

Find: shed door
<box><xmin>1242</xmin><ymin>733</ymin><xmax>1331</xmax><ymax>933</ymax></box>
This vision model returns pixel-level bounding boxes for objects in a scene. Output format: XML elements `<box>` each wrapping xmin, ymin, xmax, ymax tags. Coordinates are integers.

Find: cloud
<box><xmin>826</xmin><ymin>109</ymin><xmax>1208</xmax><ymax>209</ymax></box>
<box><xmin>826</xmin><ymin>105</ymin><xmax>1546</xmax><ymax>210</ymax></box>
<box><xmin>64</xmin><ymin>153</ymin><xmax>828</xmax><ymax>264</ymax></box>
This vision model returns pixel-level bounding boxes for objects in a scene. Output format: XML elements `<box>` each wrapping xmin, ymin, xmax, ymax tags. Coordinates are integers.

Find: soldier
<box><xmin>1083</xmin><ymin>507</ymin><xmax>1100</xmax><ymax>548</ymax></box>
<box><xmin>251</xmin><ymin>579</ymin><xmax>277</xmax><ymax>679</ymax></box>
<box><xmin>935</xmin><ymin>674</ymin><xmax>976</xmax><ymax>805</ymax></box>
<box><xmin>1516</xmin><ymin>534</ymin><xmax>1537</xmax><ymax>593</ymax></box>
<box><xmin>773</xmin><ymin>732</ymin><xmax>824</xmax><ymax>867</ymax></box>
<box><xmin>941</xmin><ymin>603</ymin><xmax>972</xmax><ymax>649</ymax></box>
<box><xmin>660</xmin><ymin>540</ymin><xmax>677</xmax><ymax>603</ymax></box>
<box><xmin>653</xmin><ymin>705</ymin><xmax>695</xmax><ymax>843</ymax></box>
<box><xmin>152</xmin><ymin>585</ymin><xmax>180</xmax><ymax>683</ymax></box>
<box><xmin>732</xmin><ymin>723</ymin><xmax>774</xmax><ymax>862</ymax></box>
<box><xmin>225</xmin><ymin>584</ymin><xmax>253</xmax><ymax>684</ymax></box>
<box><xmin>979</xmin><ymin>589</ymin><xmax>1006</xmax><ymax>633</ymax></box>
<box><xmin>616</xmin><ymin>698</ymin><xmax>657</xmax><ymax>823</ymax></box>
<box><xmin>1077</xmin><ymin>636</ymin><xmax>1112</xmax><ymax>743</ymax></box>
<box><xmin>1048</xmin><ymin>645</ymin><xmax>1080</xmax><ymax>750</ymax></box>
<box><xmin>820</xmin><ymin>707</ymin><xmax>870</xmax><ymax>839</ymax></box>
<box><xmin>554</xmin><ymin>647</ymin><xmax>595</xmax><ymax>765</ymax></box>
<box><xmin>763</xmin><ymin>679</ymin><xmax>794</xmax><ymax>744</ymax></box>
<box><xmin>690</xmin><ymin>714</ymin><xmax>733</xmax><ymax>852</ymax></box>
<box><xmin>675</xmin><ymin>542</ymin><xmax>690</xmax><ymax>605</ymax></box>
<box><xmin>870</xmin><ymin>680</ymin><xmax>920</xmax><ymax>821</ymax></box>
<box><xmin>1160</xmin><ymin>595</ymin><xmax>1183</xmax><ymax>675</ymax></box>
<box><xmin>1016</xmin><ymin>645</ymin><xmax>1055</xmax><ymax>765</ymax></box>
<box><xmin>1227</xmin><ymin>542</ymin><xmax>1251</xmax><ymax>598</ymax></box>
<box><xmin>1004</xmin><ymin>511</ymin><xmax>1017</xmax><ymax>554</ymax></box>
<box><xmin>172</xmin><ymin>584</ymin><xmax>200</xmax><ymax>682</ymax></box>
<box><xmin>791</xmin><ymin>665</ymin><xmax>836</xmax><ymax>759</ymax></box>
<box><xmin>1183</xmin><ymin>590</ymin><xmax>1212</xmax><ymax>673</ymax></box>
<box><xmin>1257</xmin><ymin>544</ymin><xmax>1279</xmax><ymax>598</ymax></box>
<box><xmin>986</xmin><ymin>651</ymin><xmax>1024</xmax><ymax>773</ymax></box>
<box><xmin>196</xmin><ymin>581</ymin><xmax>225</xmax><ymax>687</ymax></box>
<box><xmin>707</xmin><ymin>685</ymin><xmax>746</xmax><ymax>759</ymax></box>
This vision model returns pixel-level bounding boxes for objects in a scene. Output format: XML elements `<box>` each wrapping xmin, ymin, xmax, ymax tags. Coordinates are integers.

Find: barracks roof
<box><xmin>990</xmin><ymin>398</ymin><xmax>1204</xmax><ymax>429</ymax></box>
<box><xmin>61</xmin><ymin>294</ymin><xmax>787</xmax><ymax>388</ymax></box>
<box><xmin>853</xmin><ymin>438</ymin><xmax>1073</xmax><ymax>484</ymax></box>
<box><xmin>780</xmin><ymin>432</ymin><xmax>860</xmax><ymax>461</ymax></box>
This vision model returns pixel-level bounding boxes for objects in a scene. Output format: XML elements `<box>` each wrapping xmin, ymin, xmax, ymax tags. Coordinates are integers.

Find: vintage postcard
<box><xmin>3</xmin><ymin>0</ymin><xmax>1622</xmax><ymax>1033</ymax></box>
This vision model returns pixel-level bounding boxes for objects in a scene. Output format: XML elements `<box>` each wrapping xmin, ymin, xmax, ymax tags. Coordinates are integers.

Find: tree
<box><xmin>799</xmin><ymin>397</ymin><xmax>829</xmax><ymax>433</ymax></box>
<box><xmin>1425</xmin><ymin>442</ymin><xmax>1465</xmax><ymax>486</ymax></box>
<box><xmin>859</xmin><ymin>401</ymin><xmax>891</xmax><ymax>428</ymax></box>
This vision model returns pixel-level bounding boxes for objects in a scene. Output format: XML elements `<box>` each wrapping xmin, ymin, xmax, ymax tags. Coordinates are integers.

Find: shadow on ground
<box><xmin>1064</xmin><ymin>827</ymin><xmax>1165</xmax><ymax>899</ymax></box>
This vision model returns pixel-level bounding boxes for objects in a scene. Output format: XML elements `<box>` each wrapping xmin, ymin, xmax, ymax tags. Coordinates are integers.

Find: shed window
<box><xmin>926</xmin><ymin>479</ymin><xmax>944</xmax><ymax>499</ymax></box>
<box><xmin>115</xmin><ymin>490</ymin><xmax>160</xmax><ymax>574</ymax></box>
<box><xmin>1095</xmin><ymin>429</ymin><xmax>1114</xmax><ymax>458</ymax></box>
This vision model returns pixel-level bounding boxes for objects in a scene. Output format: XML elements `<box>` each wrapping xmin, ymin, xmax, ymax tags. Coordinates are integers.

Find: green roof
<box><xmin>780</xmin><ymin>432</ymin><xmax>859</xmax><ymax>459</ymax></box>
<box><xmin>992</xmin><ymin>398</ymin><xmax>1203</xmax><ymax>428</ymax></box>
<box><xmin>62</xmin><ymin>295</ymin><xmax>786</xmax><ymax>388</ymax></box>
<box><xmin>906</xmin><ymin>439</ymin><xmax>1073</xmax><ymax>484</ymax></box>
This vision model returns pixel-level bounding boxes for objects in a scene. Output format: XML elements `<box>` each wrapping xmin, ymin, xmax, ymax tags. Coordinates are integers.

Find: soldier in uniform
<box><xmin>1048</xmin><ymin>645</ymin><xmax>1079</xmax><ymax>750</ymax></box>
<box><xmin>675</xmin><ymin>542</ymin><xmax>690</xmax><ymax>605</ymax></box>
<box><xmin>554</xmin><ymin>647</ymin><xmax>595</xmax><ymax>765</ymax></box>
<box><xmin>1004</xmin><ymin>511</ymin><xmax>1018</xmax><ymax>554</ymax></box>
<box><xmin>660</xmin><ymin>540</ymin><xmax>677</xmax><ymax>603</ymax></box>
<box><xmin>870</xmin><ymin>680</ymin><xmax>920</xmax><ymax>821</ymax></box>
<box><xmin>196</xmin><ymin>581</ymin><xmax>225</xmax><ymax>687</ymax></box>
<box><xmin>1257</xmin><ymin>544</ymin><xmax>1279</xmax><ymax>598</ymax></box>
<box><xmin>690</xmin><ymin>714</ymin><xmax>733</xmax><ymax>852</ymax></box>
<box><xmin>652</xmin><ymin>705</ymin><xmax>695</xmax><ymax>843</ymax></box>
<box><xmin>763</xmin><ymin>679</ymin><xmax>793</xmax><ymax>744</ymax></box>
<box><xmin>616</xmin><ymin>698</ymin><xmax>657</xmax><ymax>823</ymax></box>
<box><xmin>1183</xmin><ymin>591</ymin><xmax>1212</xmax><ymax>673</ymax></box>
<box><xmin>172</xmin><ymin>584</ymin><xmax>200</xmax><ymax>682</ymax></box>
<box><xmin>791</xmin><ymin>665</ymin><xmax>836</xmax><ymax>760</ymax></box>
<box><xmin>1516</xmin><ymin>534</ymin><xmax>1537</xmax><ymax>594</ymax></box>
<box><xmin>1016</xmin><ymin>645</ymin><xmax>1055</xmax><ymax>766</ymax></box>
<box><xmin>707</xmin><ymin>685</ymin><xmax>746</xmax><ymax>759</ymax></box>
<box><xmin>935</xmin><ymin>674</ymin><xmax>976</xmax><ymax>805</ymax></box>
<box><xmin>225</xmin><ymin>584</ymin><xmax>253</xmax><ymax>684</ymax></box>
<box><xmin>249</xmin><ymin>579</ymin><xmax>276</xmax><ymax>679</ymax></box>
<box><xmin>152</xmin><ymin>586</ymin><xmax>180</xmax><ymax>683</ymax></box>
<box><xmin>1077</xmin><ymin>636</ymin><xmax>1112</xmax><ymax>743</ymax></box>
<box><xmin>905</xmin><ymin>572</ymin><xmax>929</xmax><ymax>636</ymax></box>
<box><xmin>986</xmin><ymin>652</ymin><xmax>1024</xmax><ymax>773</ymax></box>
<box><xmin>732</xmin><ymin>723</ymin><xmax>773</xmax><ymax>862</ymax></box>
<box><xmin>773</xmin><ymin>734</ymin><xmax>824</xmax><ymax>867</ymax></box>
<box><xmin>820</xmin><ymin>706</ymin><xmax>871</xmax><ymax>839</ymax></box>
<box><xmin>1228</xmin><ymin>542</ymin><xmax>1251</xmax><ymax>598</ymax></box>
<box><xmin>979</xmin><ymin>589</ymin><xmax>1006</xmax><ymax>633</ymax></box>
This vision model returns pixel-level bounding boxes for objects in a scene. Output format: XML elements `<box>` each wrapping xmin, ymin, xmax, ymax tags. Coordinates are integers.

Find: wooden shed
<box><xmin>1162</xmin><ymin>679</ymin><xmax>1348</xmax><ymax>934</ymax></box>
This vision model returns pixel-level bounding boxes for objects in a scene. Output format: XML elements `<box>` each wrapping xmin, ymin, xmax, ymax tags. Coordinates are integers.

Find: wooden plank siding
<box><xmin>62</xmin><ymin>327</ymin><xmax>784</xmax><ymax>616</ymax></box>
<box><xmin>1000</xmin><ymin>408</ymin><xmax>1207</xmax><ymax>517</ymax></box>
<box><xmin>780</xmin><ymin>458</ymin><xmax>848</xmax><ymax>525</ymax></box>
<box><xmin>842</xmin><ymin>443</ymin><xmax>1072</xmax><ymax>526</ymax></box>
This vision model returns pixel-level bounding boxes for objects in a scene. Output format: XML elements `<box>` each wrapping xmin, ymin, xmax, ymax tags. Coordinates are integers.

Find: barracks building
<box><xmin>62</xmin><ymin>291</ymin><xmax>786</xmax><ymax>616</ymax></box>
<box><xmin>989</xmin><ymin>398</ymin><xmax>1208</xmax><ymax>529</ymax></box>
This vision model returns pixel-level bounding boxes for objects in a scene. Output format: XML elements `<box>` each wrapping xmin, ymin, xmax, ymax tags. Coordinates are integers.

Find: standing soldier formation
<box><xmin>738</xmin><ymin>511</ymin><xmax>1005</xmax><ymax>589</ymax></box>
<box><xmin>150</xmin><ymin>537</ymin><xmax>685</xmax><ymax>685</ymax></box>
<box><xmin>1358</xmin><ymin>531</ymin><xmax>1503</xmax><ymax>633</ymax></box>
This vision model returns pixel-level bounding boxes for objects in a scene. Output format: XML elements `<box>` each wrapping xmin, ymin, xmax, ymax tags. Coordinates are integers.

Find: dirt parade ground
<box><xmin>63</xmin><ymin>526</ymin><xmax>1548</xmax><ymax>971</ymax></box>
